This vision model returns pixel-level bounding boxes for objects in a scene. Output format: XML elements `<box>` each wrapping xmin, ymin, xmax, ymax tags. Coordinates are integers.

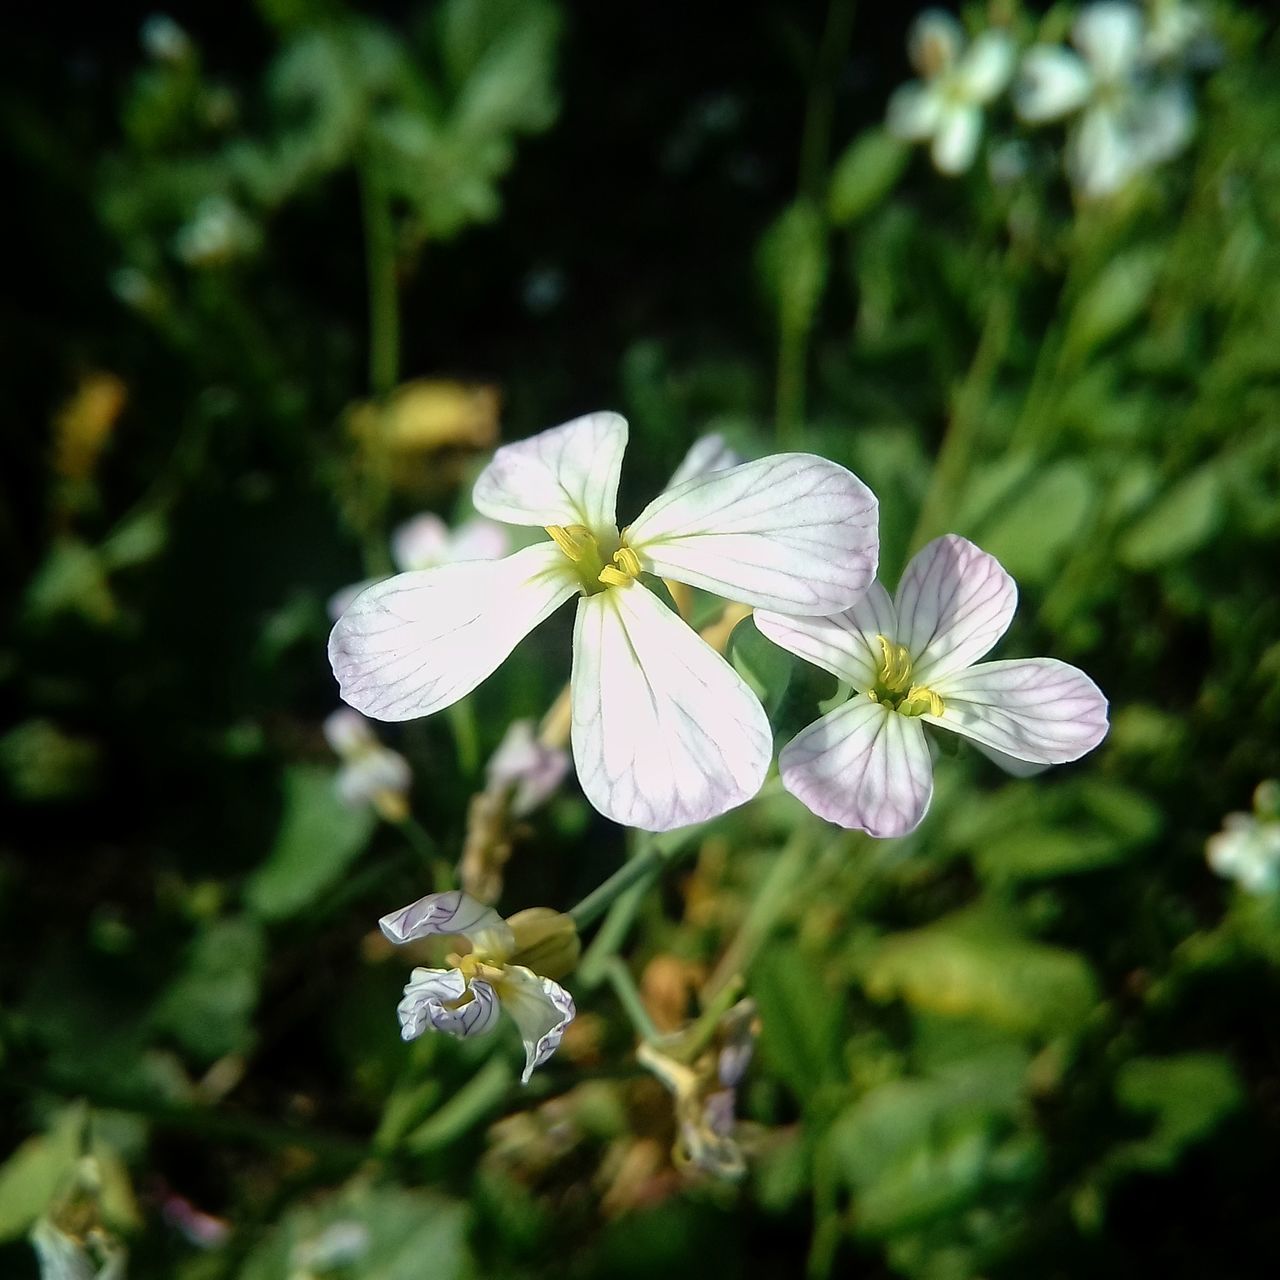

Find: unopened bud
<box><xmin>506</xmin><ymin>908</ymin><xmax>580</xmax><ymax>979</ymax></box>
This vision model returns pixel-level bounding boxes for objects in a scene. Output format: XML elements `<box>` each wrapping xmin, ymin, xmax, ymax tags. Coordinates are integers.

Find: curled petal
<box><xmin>895</xmin><ymin>535</ymin><xmax>1017</xmax><ymax>684</ymax></box>
<box><xmin>496</xmin><ymin>964</ymin><xmax>576</xmax><ymax>1083</ymax></box>
<box><xmin>667</xmin><ymin>433</ymin><xmax>745</xmax><ymax>489</ymax></box>
<box><xmin>571</xmin><ymin>585</ymin><xmax>772</xmax><ymax>831</ymax></box>
<box><xmin>754</xmin><ymin>580</ymin><xmax>898</xmax><ymax>689</ymax></box>
<box><xmin>626</xmin><ymin>454</ymin><xmax>879</xmax><ymax>615</ymax></box>
<box><xmin>887</xmin><ymin>82</ymin><xmax>944</xmax><ymax>142</ymax></box>
<box><xmin>472</xmin><ymin>411</ymin><xmax>627</xmax><ymax>535</ymax></box>
<box><xmin>931</xmin><ymin>104</ymin><xmax>983</xmax><ymax>175</ymax></box>
<box><xmin>956</xmin><ymin>30</ymin><xmax>1016</xmax><ymax>102</ymax></box>
<box><xmin>779</xmin><ymin>698</ymin><xmax>934</xmax><ymax>838</ymax></box>
<box><xmin>396</xmin><ymin>967</ymin><xmax>502</xmax><ymax>1041</ymax></box>
<box><xmin>927</xmin><ymin>657</ymin><xmax>1109</xmax><ymax>764</ymax></box>
<box><xmin>379</xmin><ymin>889</ymin><xmax>515</xmax><ymax>957</ymax></box>
<box><xmin>1015</xmin><ymin>46</ymin><xmax>1093</xmax><ymax>122</ymax></box>
<box><xmin>1073</xmin><ymin>0</ymin><xmax>1143</xmax><ymax>81</ymax></box>
<box><xmin>328</xmin><ymin>544</ymin><xmax>578</xmax><ymax>721</ymax></box>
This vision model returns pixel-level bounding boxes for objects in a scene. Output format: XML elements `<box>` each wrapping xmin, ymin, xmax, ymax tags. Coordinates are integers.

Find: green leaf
<box><xmin>1110</xmin><ymin>1053</ymin><xmax>1243</xmax><ymax>1173</ymax></box>
<box><xmin>0</xmin><ymin>1108</ymin><xmax>83</xmax><ymax>1242</ymax></box>
<box><xmin>153</xmin><ymin>917</ymin><xmax>266</xmax><ymax>1062</ymax></box>
<box><xmin>862</xmin><ymin>909</ymin><xmax>1099</xmax><ymax>1038</ymax></box>
<box><xmin>828</xmin><ymin>129</ymin><xmax>910</xmax><ymax>225</ymax></box>
<box><xmin>245</xmin><ymin>765</ymin><xmax>376</xmax><ymax>922</ymax></box>
<box><xmin>730</xmin><ymin>622</ymin><xmax>793</xmax><ymax>717</ymax></box>
<box><xmin>758</xmin><ymin>199</ymin><xmax>829</xmax><ymax>339</ymax></box>
<box><xmin>1118</xmin><ymin>462</ymin><xmax>1225</xmax><ymax>569</ymax></box>
<box><xmin>972</xmin><ymin>460</ymin><xmax>1095</xmax><ymax>585</ymax></box>
<box><xmin>752</xmin><ymin>943</ymin><xmax>844</xmax><ymax>1100</ymax></box>
<box><xmin>1062</xmin><ymin>247</ymin><xmax>1161</xmax><ymax>365</ymax></box>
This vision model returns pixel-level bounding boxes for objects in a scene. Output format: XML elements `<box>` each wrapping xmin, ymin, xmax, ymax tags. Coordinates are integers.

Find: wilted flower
<box><xmin>887</xmin><ymin>9</ymin><xmax>1016</xmax><ymax>174</ymax></box>
<box><xmin>756</xmin><ymin>535</ymin><xmax>1109</xmax><ymax>837</ymax></box>
<box><xmin>1206</xmin><ymin>782</ymin><xmax>1280</xmax><ymax>894</ymax></box>
<box><xmin>323</xmin><ymin>709</ymin><xmax>410</xmax><ymax>822</ymax></box>
<box><xmin>30</xmin><ymin>1220</ymin><xmax>125</xmax><ymax>1280</ymax></box>
<box><xmin>380</xmin><ymin>890</ymin><xmax>578</xmax><ymax>1083</ymax></box>
<box><xmin>486</xmin><ymin>719</ymin><xmax>570</xmax><ymax>817</ymax></box>
<box><xmin>1014</xmin><ymin>2</ymin><xmax>1194</xmax><ymax>198</ymax></box>
<box><xmin>328</xmin><ymin>514</ymin><xmax>509</xmax><ymax>620</ymax></box>
<box><xmin>330</xmin><ymin>412</ymin><xmax>879</xmax><ymax>830</ymax></box>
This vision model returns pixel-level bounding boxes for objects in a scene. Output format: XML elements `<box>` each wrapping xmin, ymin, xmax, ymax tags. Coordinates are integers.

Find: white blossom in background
<box><xmin>755</xmin><ymin>535</ymin><xmax>1109</xmax><ymax>838</ymax></box>
<box><xmin>30</xmin><ymin>1219</ymin><xmax>125</xmax><ymax>1280</ymax></box>
<box><xmin>886</xmin><ymin>9</ymin><xmax>1016</xmax><ymax>175</ymax></box>
<box><xmin>486</xmin><ymin>719</ymin><xmax>570</xmax><ymax>817</ymax></box>
<box><xmin>666</xmin><ymin>432</ymin><xmax>744</xmax><ymax>488</ymax></box>
<box><xmin>1014</xmin><ymin>2</ymin><xmax>1195</xmax><ymax>198</ymax></box>
<box><xmin>173</xmin><ymin>195</ymin><xmax>261</xmax><ymax>267</ymax></box>
<box><xmin>1143</xmin><ymin>0</ymin><xmax>1217</xmax><ymax>67</ymax></box>
<box><xmin>1206</xmin><ymin>783</ymin><xmax>1280</xmax><ymax>894</ymax></box>
<box><xmin>379</xmin><ymin>890</ymin><xmax>575</xmax><ymax>1083</ymax></box>
<box><xmin>323</xmin><ymin>708</ymin><xmax>411</xmax><ymax>822</ymax></box>
<box><xmin>330</xmin><ymin>412</ymin><xmax>879</xmax><ymax>831</ymax></box>
<box><xmin>289</xmin><ymin>1221</ymin><xmax>371</xmax><ymax>1273</ymax></box>
<box><xmin>328</xmin><ymin>514</ymin><xmax>509</xmax><ymax>621</ymax></box>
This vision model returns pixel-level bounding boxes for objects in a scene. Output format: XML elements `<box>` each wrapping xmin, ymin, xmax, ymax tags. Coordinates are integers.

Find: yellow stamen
<box><xmin>598</xmin><ymin>543</ymin><xmax>643</xmax><ymax>589</ymax></box>
<box><xmin>902</xmin><ymin>685</ymin><xmax>945</xmax><ymax>718</ymax></box>
<box><xmin>868</xmin><ymin>634</ymin><xmax>944</xmax><ymax>717</ymax></box>
<box><xmin>545</xmin><ymin>523</ymin><xmax>593</xmax><ymax>562</ymax></box>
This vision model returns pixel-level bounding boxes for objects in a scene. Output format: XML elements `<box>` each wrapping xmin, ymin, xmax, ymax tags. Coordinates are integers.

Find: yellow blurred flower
<box><xmin>53</xmin><ymin>372</ymin><xmax>127</xmax><ymax>483</ymax></box>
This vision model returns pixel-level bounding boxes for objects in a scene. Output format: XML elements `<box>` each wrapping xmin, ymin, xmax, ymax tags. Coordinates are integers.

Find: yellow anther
<box><xmin>545</xmin><ymin>524</ymin><xmax>593</xmax><ymax>562</ymax></box>
<box><xmin>901</xmin><ymin>685</ymin><xmax>945</xmax><ymax>718</ymax></box>
<box><xmin>598</xmin><ymin>566</ymin><xmax>633</xmax><ymax>588</ymax></box>
<box><xmin>598</xmin><ymin>544</ymin><xmax>643</xmax><ymax>590</ymax></box>
<box><xmin>874</xmin><ymin>634</ymin><xmax>914</xmax><ymax>693</ymax></box>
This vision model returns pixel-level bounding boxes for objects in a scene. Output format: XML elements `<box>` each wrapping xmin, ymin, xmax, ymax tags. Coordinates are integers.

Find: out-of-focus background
<box><xmin>3</xmin><ymin>1</ymin><xmax>1280</xmax><ymax>1276</ymax></box>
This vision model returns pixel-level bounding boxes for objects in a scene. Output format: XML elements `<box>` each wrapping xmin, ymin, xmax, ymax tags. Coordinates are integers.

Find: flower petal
<box><xmin>1068</xmin><ymin>104</ymin><xmax>1137</xmax><ymax>197</ymax></box>
<box><xmin>396</xmin><ymin>967</ymin><xmax>502</xmax><ymax>1041</ymax></box>
<box><xmin>390</xmin><ymin>513</ymin><xmax>450</xmax><ymax>572</ymax></box>
<box><xmin>496</xmin><ymin>964</ymin><xmax>576</xmax><ymax>1083</ymax></box>
<box><xmin>895</xmin><ymin>535</ymin><xmax>1017</xmax><ymax>684</ymax></box>
<box><xmin>337</xmin><ymin>749</ymin><xmax>411</xmax><ymax>807</ymax></box>
<box><xmin>486</xmin><ymin>719</ymin><xmax>571</xmax><ymax>817</ymax></box>
<box><xmin>926</xmin><ymin>657</ymin><xmax>1109</xmax><ymax>764</ymax></box>
<box><xmin>571</xmin><ymin>585</ymin><xmax>772</xmax><ymax>831</ymax></box>
<box><xmin>626</xmin><ymin>454</ymin><xmax>879</xmax><ymax>614</ymax></box>
<box><xmin>887</xmin><ymin>82</ymin><xmax>944</xmax><ymax>142</ymax></box>
<box><xmin>323</xmin><ymin>707</ymin><xmax>376</xmax><ymax>756</ymax></box>
<box><xmin>667</xmin><ymin>433</ymin><xmax>745</xmax><ymax>489</ymax></box>
<box><xmin>956</xmin><ymin>30</ymin><xmax>1016</xmax><ymax>102</ymax></box>
<box><xmin>1073</xmin><ymin>0</ymin><xmax>1143</xmax><ymax>81</ymax></box>
<box><xmin>472</xmin><ymin>411</ymin><xmax>627</xmax><ymax>535</ymax></box>
<box><xmin>329</xmin><ymin>543</ymin><xmax>578</xmax><ymax>722</ymax></box>
<box><xmin>447</xmin><ymin>517</ymin><xmax>511</xmax><ymax>563</ymax></box>
<box><xmin>779</xmin><ymin>697</ymin><xmax>934</xmax><ymax>838</ymax></box>
<box><xmin>909</xmin><ymin>8</ymin><xmax>963</xmax><ymax>76</ymax></box>
<box><xmin>379</xmin><ymin>889</ymin><xmax>515</xmax><ymax>957</ymax></box>
<box><xmin>1014</xmin><ymin>46</ymin><xmax>1093</xmax><ymax>122</ymax></box>
<box><xmin>754</xmin><ymin>581</ymin><xmax>898</xmax><ymax>689</ymax></box>
<box><xmin>931</xmin><ymin>104</ymin><xmax>983</xmax><ymax>174</ymax></box>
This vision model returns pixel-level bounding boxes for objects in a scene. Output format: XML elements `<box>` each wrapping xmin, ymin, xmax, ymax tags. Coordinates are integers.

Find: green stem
<box><xmin>577</xmin><ymin>878</ymin><xmax>650</xmax><ymax>990</ymax></box>
<box><xmin>402</xmin><ymin>1056</ymin><xmax>512</xmax><ymax>1154</ymax></box>
<box><xmin>446</xmin><ymin>699</ymin><xmax>481</xmax><ymax>779</ymax></box>
<box><xmin>908</xmin><ymin>282</ymin><xmax>1014</xmax><ymax>554</ymax></box>
<box><xmin>569</xmin><ymin>840</ymin><xmax>669</xmax><ymax>933</ymax></box>
<box><xmin>605</xmin><ymin>956</ymin><xmax>660</xmax><ymax>1043</ymax></box>
<box><xmin>398</xmin><ymin>816</ymin><xmax>454</xmax><ymax>893</ymax></box>
<box><xmin>360</xmin><ymin>156</ymin><xmax>400</xmax><ymax>400</ymax></box>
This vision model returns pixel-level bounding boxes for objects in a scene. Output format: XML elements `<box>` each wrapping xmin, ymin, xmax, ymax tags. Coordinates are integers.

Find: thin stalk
<box><xmin>359</xmin><ymin>155</ymin><xmax>400</xmax><ymax>400</ymax></box>
<box><xmin>402</xmin><ymin>1056</ymin><xmax>512</xmax><ymax>1154</ymax></box>
<box><xmin>568</xmin><ymin>840</ymin><xmax>668</xmax><ymax>933</ymax></box>
<box><xmin>605</xmin><ymin>956</ymin><xmax>660</xmax><ymax>1044</ymax></box>
<box><xmin>397</xmin><ymin>815</ymin><xmax>454</xmax><ymax>892</ymax></box>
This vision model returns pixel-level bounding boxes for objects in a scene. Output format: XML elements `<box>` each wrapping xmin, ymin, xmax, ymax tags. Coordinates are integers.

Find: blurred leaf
<box><xmin>758</xmin><ymin>199</ymin><xmax>828</xmax><ymax>339</ymax></box>
<box><xmin>0</xmin><ymin>720</ymin><xmax>100</xmax><ymax>803</ymax></box>
<box><xmin>730</xmin><ymin>623</ymin><xmax>793</xmax><ymax>717</ymax></box>
<box><xmin>153</xmin><ymin>917</ymin><xmax>266</xmax><ymax>1062</ymax></box>
<box><xmin>828</xmin><ymin>130</ymin><xmax>910</xmax><ymax>226</ymax></box>
<box><xmin>1119</xmin><ymin>462</ymin><xmax>1225</xmax><ymax>569</ymax></box>
<box><xmin>0</xmin><ymin>1108</ymin><xmax>83</xmax><ymax>1242</ymax></box>
<box><xmin>1062</xmin><ymin>247</ymin><xmax>1161</xmax><ymax>366</ymax></box>
<box><xmin>245</xmin><ymin>765</ymin><xmax>376</xmax><ymax>921</ymax></box>
<box><xmin>752</xmin><ymin>943</ymin><xmax>844</xmax><ymax>1100</ymax></box>
<box><xmin>973</xmin><ymin>460</ymin><xmax>1095</xmax><ymax>584</ymax></box>
<box><xmin>22</xmin><ymin>540</ymin><xmax>117</xmax><ymax>627</ymax></box>
<box><xmin>1109</xmin><ymin>1053</ymin><xmax>1243</xmax><ymax>1174</ymax></box>
<box><xmin>99</xmin><ymin>509</ymin><xmax>169</xmax><ymax>571</ymax></box>
<box><xmin>862</xmin><ymin>909</ymin><xmax>1099</xmax><ymax>1038</ymax></box>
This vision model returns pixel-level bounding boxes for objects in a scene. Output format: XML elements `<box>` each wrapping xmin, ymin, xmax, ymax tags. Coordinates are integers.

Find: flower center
<box><xmin>545</xmin><ymin>524</ymin><xmax>641</xmax><ymax>593</ymax></box>
<box><xmin>865</xmin><ymin>635</ymin><xmax>944</xmax><ymax>717</ymax></box>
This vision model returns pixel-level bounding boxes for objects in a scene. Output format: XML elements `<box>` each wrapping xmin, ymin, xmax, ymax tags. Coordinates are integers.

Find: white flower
<box><xmin>173</xmin><ymin>195</ymin><xmax>260</xmax><ymax>267</ymax></box>
<box><xmin>755</xmin><ymin>535</ymin><xmax>1109</xmax><ymax>838</ymax></box>
<box><xmin>328</xmin><ymin>514</ymin><xmax>508</xmax><ymax>621</ymax></box>
<box><xmin>379</xmin><ymin>890</ymin><xmax>576</xmax><ymax>1083</ymax></box>
<box><xmin>486</xmin><ymin>719</ymin><xmax>570</xmax><ymax>817</ymax></box>
<box><xmin>887</xmin><ymin>10</ymin><xmax>1016</xmax><ymax>175</ymax></box>
<box><xmin>329</xmin><ymin>412</ymin><xmax>879</xmax><ymax>831</ymax></box>
<box><xmin>1014</xmin><ymin>2</ymin><xmax>1194</xmax><ymax>198</ymax></box>
<box><xmin>323</xmin><ymin>708</ymin><xmax>411</xmax><ymax>821</ymax></box>
<box><xmin>1206</xmin><ymin>783</ymin><xmax>1280</xmax><ymax>894</ymax></box>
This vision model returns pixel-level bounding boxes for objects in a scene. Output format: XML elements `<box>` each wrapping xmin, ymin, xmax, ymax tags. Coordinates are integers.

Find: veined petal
<box><xmin>895</xmin><ymin>535</ymin><xmax>1017</xmax><ymax>684</ymax></box>
<box><xmin>956</xmin><ymin>30</ymin><xmax>1016</xmax><ymax>102</ymax></box>
<box><xmin>1015</xmin><ymin>45</ymin><xmax>1093</xmax><ymax>122</ymax></box>
<box><xmin>379</xmin><ymin>889</ymin><xmax>516</xmax><ymax>959</ymax></box>
<box><xmin>779</xmin><ymin>698</ymin><xmax>934</xmax><ymax>838</ymax></box>
<box><xmin>667</xmin><ymin>433</ymin><xmax>745</xmax><ymax>489</ymax></box>
<box><xmin>754</xmin><ymin>581</ymin><xmax>898</xmax><ymax>689</ymax></box>
<box><xmin>626</xmin><ymin>454</ymin><xmax>879</xmax><ymax>614</ymax></box>
<box><xmin>1073</xmin><ymin>0</ymin><xmax>1143</xmax><ymax>81</ymax></box>
<box><xmin>926</xmin><ymin>657</ymin><xmax>1109</xmax><ymax>764</ymax></box>
<box><xmin>887</xmin><ymin>81</ymin><xmax>945</xmax><ymax>142</ymax></box>
<box><xmin>931</xmin><ymin>103</ymin><xmax>983</xmax><ymax>174</ymax></box>
<box><xmin>496</xmin><ymin>964</ymin><xmax>576</xmax><ymax>1084</ymax></box>
<box><xmin>329</xmin><ymin>543</ymin><xmax>578</xmax><ymax>722</ymax></box>
<box><xmin>396</xmin><ymin>967</ymin><xmax>502</xmax><ymax>1041</ymax></box>
<box><xmin>472</xmin><ymin>411</ymin><xmax>627</xmax><ymax>535</ymax></box>
<box><xmin>571</xmin><ymin>585</ymin><xmax>772</xmax><ymax>831</ymax></box>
